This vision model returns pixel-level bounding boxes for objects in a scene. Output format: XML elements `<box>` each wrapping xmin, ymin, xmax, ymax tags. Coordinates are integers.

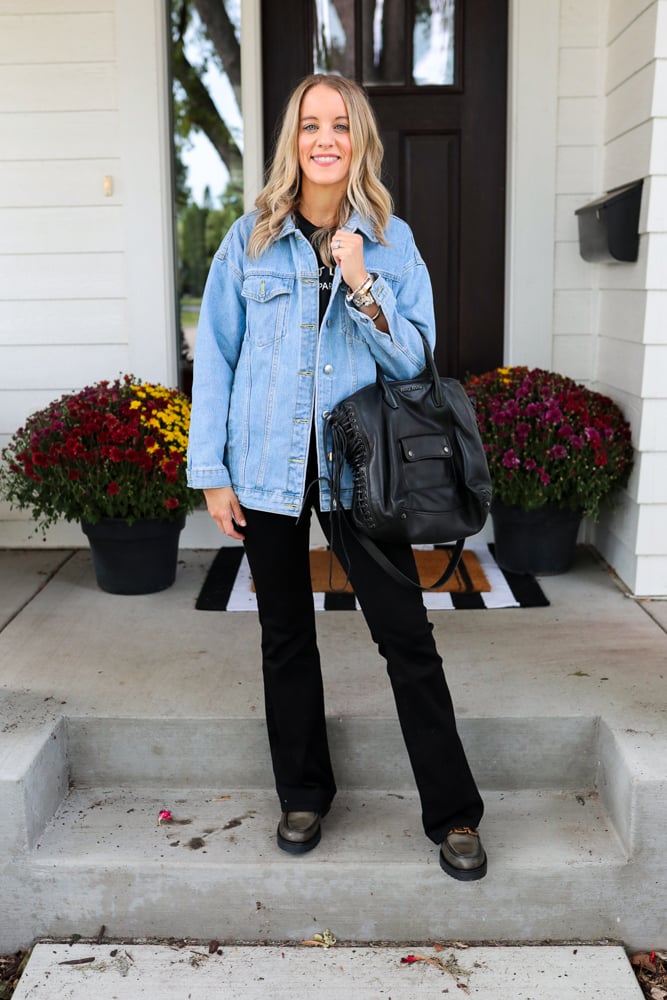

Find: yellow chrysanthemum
<box><xmin>129</xmin><ymin>383</ymin><xmax>191</xmax><ymax>456</ymax></box>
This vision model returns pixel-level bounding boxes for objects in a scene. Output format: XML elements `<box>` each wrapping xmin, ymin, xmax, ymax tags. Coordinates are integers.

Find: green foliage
<box><xmin>205</xmin><ymin>182</ymin><xmax>243</xmax><ymax>254</ymax></box>
<box><xmin>179</xmin><ymin>202</ymin><xmax>209</xmax><ymax>297</ymax></box>
<box><xmin>178</xmin><ymin>181</ymin><xmax>243</xmax><ymax>296</ymax></box>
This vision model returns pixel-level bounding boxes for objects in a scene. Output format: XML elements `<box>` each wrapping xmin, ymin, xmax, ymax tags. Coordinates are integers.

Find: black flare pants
<box><xmin>240</xmin><ymin>488</ymin><xmax>484</xmax><ymax>845</ymax></box>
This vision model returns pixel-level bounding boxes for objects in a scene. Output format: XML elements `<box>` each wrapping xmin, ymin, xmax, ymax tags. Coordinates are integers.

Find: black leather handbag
<box><xmin>325</xmin><ymin>333</ymin><xmax>492</xmax><ymax>590</ymax></box>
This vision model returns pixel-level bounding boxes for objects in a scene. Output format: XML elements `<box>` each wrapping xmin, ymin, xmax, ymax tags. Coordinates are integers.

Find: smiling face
<box><xmin>297</xmin><ymin>83</ymin><xmax>352</xmax><ymax>199</ymax></box>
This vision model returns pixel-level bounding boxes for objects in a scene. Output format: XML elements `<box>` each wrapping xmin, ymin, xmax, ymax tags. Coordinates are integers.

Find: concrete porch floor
<box><xmin>0</xmin><ymin>544</ymin><xmax>665</xmax><ymax>958</ymax></box>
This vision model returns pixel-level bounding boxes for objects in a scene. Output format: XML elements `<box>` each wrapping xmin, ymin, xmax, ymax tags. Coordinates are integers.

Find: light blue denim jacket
<box><xmin>186</xmin><ymin>209</ymin><xmax>436</xmax><ymax>514</ymax></box>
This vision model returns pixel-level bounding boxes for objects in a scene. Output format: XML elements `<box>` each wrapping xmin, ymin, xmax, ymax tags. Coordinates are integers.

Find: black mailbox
<box><xmin>575</xmin><ymin>179</ymin><xmax>643</xmax><ymax>262</ymax></box>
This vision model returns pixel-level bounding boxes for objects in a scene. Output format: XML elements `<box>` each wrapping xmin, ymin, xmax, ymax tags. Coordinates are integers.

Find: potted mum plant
<box><xmin>464</xmin><ymin>366</ymin><xmax>634</xmax><ymax>574</ymax></box>
<box><xmin>0</xmin><ymin>376</ymin><xmax>201</xmax><ymax>594</ymax></box>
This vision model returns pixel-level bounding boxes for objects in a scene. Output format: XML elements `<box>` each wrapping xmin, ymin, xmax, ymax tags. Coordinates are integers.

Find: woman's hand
<box><xmin>332</xmin><ymin>229</ymin><xmax>388</xmax><ymax>332</ymax></box>
<box><xmin>332</xmin><ymin>230</ymin><xmax>367</xmax><ymax>292</ymax></box>
<box><xmin>204</xmin><ymin>486</ymin><xmax>246</xmax><ymax>540</ymax></box>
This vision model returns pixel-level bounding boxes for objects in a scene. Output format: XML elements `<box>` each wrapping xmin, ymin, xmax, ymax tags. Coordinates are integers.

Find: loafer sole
<box><xmin>276</xmin><ymin>824</ymin><xmax>321</xmax><ymax>855</ymax></box>
<box><xmin>439</xmin><ymin>848</ymin><xmax>487</xmax><ymax>882</ymax></box>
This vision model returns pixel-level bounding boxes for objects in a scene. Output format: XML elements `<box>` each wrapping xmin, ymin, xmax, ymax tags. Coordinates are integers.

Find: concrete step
<box><xmin>15</xmin><ymin>784</ymin><xmax>629</xmax><ymax>944</ymax></box>
<box><xmin>3</xmin><ymin>707</ymin><xmax>661</xmax><ymax>951</ymax></box>
<box><xmin>65</xmin><ymin>714</ymin><xmax>600</xmax><ymax>791</ymax></box>
<box><xmin>11</xmin><ymin>943</ymin><xmax>644</xmax><ymax>1000</ymax></box>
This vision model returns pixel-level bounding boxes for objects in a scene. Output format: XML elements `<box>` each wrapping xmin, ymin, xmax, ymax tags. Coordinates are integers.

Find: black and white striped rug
<box><xmin>195</xmin><ymin>543</ymin><xmax>549</xmax><ymax>611</ymax></box>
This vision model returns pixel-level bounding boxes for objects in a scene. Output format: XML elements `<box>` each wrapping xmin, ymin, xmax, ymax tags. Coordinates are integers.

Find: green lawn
<box><xmin>180</xmin><ymin>296</ymin><xmax>201</xmax><ymax>328</ymax></box>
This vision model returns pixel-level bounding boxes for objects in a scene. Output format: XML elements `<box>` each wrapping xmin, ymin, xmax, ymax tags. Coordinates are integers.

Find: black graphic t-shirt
<box><xmin>295</xmin><ymin>212</ymin><xmax>335</xmax><ymax>326</ymax></box>
<box><xmin>295</xmin><ymin>212</ymin><xmax>337</xmax><ymax>488</ymax></box>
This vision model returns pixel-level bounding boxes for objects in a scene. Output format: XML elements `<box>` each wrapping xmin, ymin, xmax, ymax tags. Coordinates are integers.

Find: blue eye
<box><xmin>302</xmin><ymin>123</ymin><xmax>317</xmax><ymax>132</ymax></box>
<box><xmin>334</xmin><ymin>123</ymin><xmax>349</xmax><ymax>132</ymax></box>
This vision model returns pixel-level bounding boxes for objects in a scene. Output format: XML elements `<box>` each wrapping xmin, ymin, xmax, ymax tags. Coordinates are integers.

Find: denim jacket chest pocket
<box><xmin>241</xmin><ymin>274</ymin><xmax>294</xmax><ymax>349</ymax></box>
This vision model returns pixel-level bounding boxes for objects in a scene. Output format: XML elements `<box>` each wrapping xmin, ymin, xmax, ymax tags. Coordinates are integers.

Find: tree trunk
<box><xmin>172</xmin><ymin>38</ymin><xmax>243</xmax><ymax>188</ymax></box>
<box><xmin>193</xmin><ymin>0</ymin><xmax>242</xmax><ymax>111</ymax></box>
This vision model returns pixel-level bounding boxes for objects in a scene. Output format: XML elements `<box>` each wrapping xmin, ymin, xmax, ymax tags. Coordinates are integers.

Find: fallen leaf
<box><xmin>442</xmin><ymin>954</ymin><xmax>471</xmax><ymax>981</ymax></box>
<box><xmin>157</xmin><ymin>810</ymin><xmax>173</xmax><ymax>825</ymax></box>
<box><xmin>211</xmin><ymin>796</ymin><xmax>232</xmax><ymax>802</ymax></box>
<box><xmin>649</xmin><ymin>988</ymin><xmax>667</xmax><ymax>1000</ymax></box>
<box><xmin>631</xmin><ymin>953</ymin><xmax>657</xmax><ymax>974</ymax></box>
<box><xmin>208</xmin><ymin>940</ymin><xmax>220</xmax><ymax>954</ymax></box>
<box><xmin>302</xmin><ymin>930</ymin><xmax>336</xmax><ymax>949</ymax></box>
<box><xmin>58</xmin><ymin>958</ymin><xmax>95</xmax><ymax>966</ymax></box>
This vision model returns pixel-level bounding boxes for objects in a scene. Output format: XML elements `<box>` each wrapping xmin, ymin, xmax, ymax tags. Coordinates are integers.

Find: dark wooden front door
<box><xmin>261</xmin><ymin>0</ymin><xmax>507</xmax><ymax>378</ymax></box>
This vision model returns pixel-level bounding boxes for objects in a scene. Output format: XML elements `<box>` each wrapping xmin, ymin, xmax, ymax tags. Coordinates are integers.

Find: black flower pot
<box><xmin>81</xmin><ymin>516</ymin><xmax>185</xmax><ymax>594</ymax></box>
<box><xmin>491</xmin><ymin>500</ymin><xmax>582</xmax><ymax>575</ymax></box>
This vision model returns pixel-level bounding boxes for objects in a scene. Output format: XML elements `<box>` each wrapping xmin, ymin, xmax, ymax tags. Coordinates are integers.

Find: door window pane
<box><xmin>413</xmin><ymin>0</ymin><xmax>456</xmax><ymax>86</ymax></box>
<box><xmin>363</xmin><ymin>0</ymin><xmax>405</xmax><ymax>85</ymax></box>
<box><xmin>312</xmin><ymin>0</ymin><xmax>456</xmax><ymax>88</ymax></box>
<box><xmin>313</xmin><ymin>0</ymin><xmax>355</xmax><ymax>78</ymax></box>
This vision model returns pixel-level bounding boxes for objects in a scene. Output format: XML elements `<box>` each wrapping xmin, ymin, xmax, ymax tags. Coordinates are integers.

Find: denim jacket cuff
<box><xmin>186</xmin><ymin>466</ymin><xmax>232</xmax><ymax>490</ymax></box>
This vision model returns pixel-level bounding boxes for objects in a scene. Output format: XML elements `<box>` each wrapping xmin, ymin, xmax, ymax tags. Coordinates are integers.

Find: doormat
<box><xmin>195</xmin><ymin>543</ymin><xmax>549</xmax><ymax>611</ymax></box>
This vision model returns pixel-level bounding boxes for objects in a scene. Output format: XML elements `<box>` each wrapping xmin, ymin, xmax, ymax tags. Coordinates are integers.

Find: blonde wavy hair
<box><xmin>248</xmin><ymin>74</ymin><xmax>392</xmax><ymax>263</ymax></box>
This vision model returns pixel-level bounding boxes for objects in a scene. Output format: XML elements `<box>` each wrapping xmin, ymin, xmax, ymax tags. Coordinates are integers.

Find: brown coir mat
<box><xmin>298</xmin><ymin>546</ymin><xmax>490</xmax><ymax>594</ymax></box>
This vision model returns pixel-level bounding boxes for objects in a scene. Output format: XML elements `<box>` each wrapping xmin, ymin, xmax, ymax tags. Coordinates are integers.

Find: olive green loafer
<box><xmin>439</xmin><ymin>826</ymin><xmax>487</xmax><ymax>881</ymax></box>
<box><xmin>277</xmin><ymin>811</ymin><xmax>321</xmax><ymax>855</ymax></box>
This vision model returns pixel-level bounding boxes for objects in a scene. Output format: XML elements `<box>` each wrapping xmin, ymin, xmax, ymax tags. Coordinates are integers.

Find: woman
<box><xmin>187</xmin><ymin>74</ymin><xmax>486</xmax><ymax>880</ymax></box>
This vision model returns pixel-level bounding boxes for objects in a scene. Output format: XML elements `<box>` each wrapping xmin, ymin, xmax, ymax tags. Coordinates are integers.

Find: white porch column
<box><xmin>504</xmin><ymin>0</ymin><xmax>560</xmax><ymax>369</ymax></box>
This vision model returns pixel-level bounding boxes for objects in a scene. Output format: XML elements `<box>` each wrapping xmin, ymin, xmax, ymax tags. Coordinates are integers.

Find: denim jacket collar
<box><xmin>278</xmin><ymin>210</ymin><xmax>379</xmax><ymax>243</ymax></box>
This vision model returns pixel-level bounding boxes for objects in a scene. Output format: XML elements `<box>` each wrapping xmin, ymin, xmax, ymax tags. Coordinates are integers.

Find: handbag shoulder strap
<box><xmin>338</xmin><ymin>506</ymin><xmax>465</xmax><ymax>591</ymax></box>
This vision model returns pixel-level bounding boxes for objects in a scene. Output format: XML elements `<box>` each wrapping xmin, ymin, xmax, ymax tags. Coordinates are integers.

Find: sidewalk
<box><xmin>11</xmin><ymin>943</ymin><xmax>645</xmax><ymax>999</ymax></box>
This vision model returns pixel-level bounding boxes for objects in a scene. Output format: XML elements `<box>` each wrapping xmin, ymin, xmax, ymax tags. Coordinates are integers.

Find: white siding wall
<box><xmin>593</xmin><ymin>0</ymin><xmax>667</xmax><ymax>594</ymax></box>
<box><xmin>554</xmin><ymin>0</ymin><xmax>667</xmax><ymax>595</ymax></box>
<box><xmin>0</xmin><ymin>0</ymin><xmax>127</xmax><ymax>460</ymax></box>
<box><xmin>0</xmin><ymin>0</ymin><xmax>177</xmax><ymax>545</ymax></box>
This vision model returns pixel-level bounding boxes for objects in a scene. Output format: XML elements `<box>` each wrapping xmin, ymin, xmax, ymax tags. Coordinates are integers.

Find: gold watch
<box><xmin>347</xmin><ymin>273</ymin><xmax>377</xmax><ymax>309</ymax></box>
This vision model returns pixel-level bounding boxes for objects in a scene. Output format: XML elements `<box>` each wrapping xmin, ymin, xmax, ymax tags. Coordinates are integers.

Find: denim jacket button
<box><xmin>323</xmin><ymin>364</ymin><xmax>333</xmax><ymax>374</ymax></box>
